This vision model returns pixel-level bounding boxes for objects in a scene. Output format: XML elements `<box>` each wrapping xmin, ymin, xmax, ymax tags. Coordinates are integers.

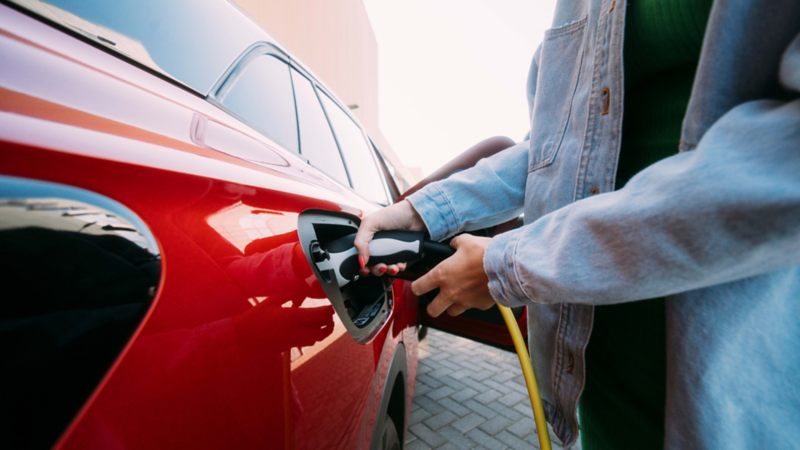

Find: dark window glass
<box><xmin>318</xmin><ymin>93</ymin><xmax>389</xmax><ymax>205</ymax></box>
<box><xmin>220</xmin><ymin>56</ymin><xmax>299</xmax><ymax>153</ymax></box>
<box><xmin>10</xmin><ymin>0</ymin><xmax>264</xmax><ymax>94</ymax></box>
<box><xmin>290</xmin><ymin>69</ymin><xmax>350</xmax><ymax>186</ymax></box>
<box><xmin>0</xmin><ymin>176</ymin><xmax>160</xmax><ymax>449</ymax></box>
<box><xmin>371</xmin><ymin>142</ymin><xmax>400</xmax><ymax>201</ymax></box>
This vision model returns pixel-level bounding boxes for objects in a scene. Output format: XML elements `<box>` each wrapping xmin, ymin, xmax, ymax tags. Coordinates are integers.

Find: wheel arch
<box><xmin>369</xmin><ymin>342</ymin><xmax>407</xmax><ymax>450</ymax></box>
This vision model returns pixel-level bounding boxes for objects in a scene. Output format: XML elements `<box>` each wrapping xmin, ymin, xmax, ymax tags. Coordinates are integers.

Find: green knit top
<box><xmin>577</xmin><ymin>1</ymin><xmax>712</xmax><ymax>449</ymax></box>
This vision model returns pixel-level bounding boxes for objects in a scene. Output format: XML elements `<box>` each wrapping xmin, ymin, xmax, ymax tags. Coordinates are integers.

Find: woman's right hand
<box><xmin>354</xmin><ymin>200</ymin><xmax>426</xmax><ymax>276</ymax></box>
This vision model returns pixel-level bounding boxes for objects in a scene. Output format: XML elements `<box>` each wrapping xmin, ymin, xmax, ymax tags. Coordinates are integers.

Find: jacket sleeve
<box><xmin>405</xmin><ymin>46</ymin><xmax>542</xmax><ymax>241</ymax></box>
<box><xmin>484</xmin><ymin>34</ymin><xmax>800</xmax><ymax>307</ymax></box>
<box><xmin>406</xmin><ymin>140</ymin><xmax>528</xmax><ymax>241</ymax></box>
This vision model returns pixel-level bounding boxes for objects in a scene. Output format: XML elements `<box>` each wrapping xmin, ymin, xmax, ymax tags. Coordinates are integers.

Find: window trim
<box><xmin>207</xmin><ymin>41</ymin><xmax>392</xmax><ymax>206</ymax></box>
<box><xmin>289</xmin><ymin>68</ymin><xmax>354</xmax><ymax>188</ymax></box>
<box><xmin>206</xmin><ymin>44</ymin><xmax>300</xmax><ymax>155</ymax></box>
<box><xmin>370</xmin><ymin>138</ymin><xmax>401</xmax><ymax>202</ymax></box>
<box><xmin>317</xmin><ymin>89</ymin><xmax>391</xmax><ymax>206</ymax></box>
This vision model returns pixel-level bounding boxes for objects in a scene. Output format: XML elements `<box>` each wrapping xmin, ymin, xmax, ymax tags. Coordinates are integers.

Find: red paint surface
<box><xmin>0</xmin><ymin>7</ymin><xmax>418</xmax><ymax>449</ymax></box>
<box><xmin>0</xmin><ymin>5</ymin><xmax>518</xmax><ymax>448</ymax></box>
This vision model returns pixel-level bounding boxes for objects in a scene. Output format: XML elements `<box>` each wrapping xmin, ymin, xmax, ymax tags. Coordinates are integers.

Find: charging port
<box><xmin>298</xmin><ymin>210</ymin><xmax>392</xmax><ymax>343</ymax></box>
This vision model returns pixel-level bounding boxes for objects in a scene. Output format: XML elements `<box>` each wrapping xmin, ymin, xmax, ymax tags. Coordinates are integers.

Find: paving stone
<box><xmin>408</xmin><ymin>329</ymin><xmax>581</xmax><ymax>450</ymax></box>
<box><xmin>495</xmin><ymin>430</ymin><xmax>529</xmax><ymax>449</ymax></box>
<box><xmin>448</xmin><ymin>368</ymin><xmax>475</xmax><ymax>380</ymax></box>
<box><xmin>482</xmin><ymin>379</ymin><xmax>514</xmax><ymax>395</ymax></box>
<box><xmin>471</xmin><ymin>369</ymin><xmax>497</xmax><ymax>381</ymax></box>
<box><xmin>423</xmin><ymin>409</ymin><xmax>458</xmax><ymax>431</ymax></box>
<box><xmin>413</xmin><ymin>383</ymin><xmax>433</xmax><ymax>398</ymax></box>
<box><xmin>413</xmin><ymin>395</ymin><xmax>446</xmax><ymax>415</ymax></box>
<box><xmin>426</xmin><ymin>385</ymin><xmax>456</xmax><ymax>401</ymax></box>
<box><xmin>450</xmin><ymin>387</ymin><xmax>479</xmax><ymax>403</ymax></box>
<box><xmin>422</xmin><ymin>360</ymin><xmax>445</xmax><ymax>371</ymax></box>
<box><xmin>477</xmin><ymin>414</ymin><xmax>513</xmax><ymax>436</ymax></box>
<box><xmin>505</xmin><ymin>378</ymin><xmax>529</xmax><ymax>394</ymax></box>
<box><xmin>439</xmin><ymin>375</ymin><xmax>467</xmax><ymax>391</ymax></box>
<box><xmin>463</xmin><ymin>399</ymin><xmax>498</xmax><ymax>419</ymax></box>
<box><xmin>493</xmin><ymin>371</ymin><xmax>516</xmax><ymax>383</ymax></box>
<box><xmin>409</xmin><ymin>407</ymin><xmax>432</xmax><ymax>425</ymax></box>
<box><xmin>405</xmin><ymin>439</ymin><xmax>432</xmax><ymax>450</ymax></box>
<box><xmin>437</xmin><ymin>396</ymin><xmax>472</xmax><ymax>417</ymax></box>
<box><xmin>487</xmin><ymin>401</ymin><xmax>524</xmax><ymax>421</ymax></box>
<box><xmin>466</xmin><ymin>428</ymin><xmax>508</xmax><ymax>450</ymax></box>
<box><xmin>438</xmin><ymin>425</ymin><xmax>478</xmax><ymax>449</ymax></box>
<box><xmin>459</xmin><ymin>377</ymin><xmax>490</xmax><ymax>394</ymax></box>
<box><xmin>450</xmin><ymin>412</ymin><xmax>486</xmax><ymax>433</ymax></box>
<box><xmin>417</xmin><ymin>373</ymin><xmax>443</xmax><ymax>389</ymax></box>
<box><xmin>507</xmin><ymin>417</ymin><xmax>536</xmax><ymax>438</ymax></box>
<box><xmin>428</xmin><ymin>367</ymin><xmax>455</xmax><ymax>379</ymax></box>
<box><xmin>497</xmin><ymin>390</ymin><xmax>527</xmax><ymax>407</ymax></box>
<box><xmin>409</xmin><ymin>423</ymin><xmax>446</xmax><ymax>448</ymax></box>
<box><xmin>437</xmin><ymin>359</ymin><xmax>463</xmax><ymax>371</ymax></box>
<box><xmin>474</xmin><ymin>389</ymin><xmax>503</xmax><ymax>405</ymax></box>
<box><xmin>416</xmin><ymin>364</ymin><xmax>433</xmax><ymax>376</ymax></box>
<box><xmin>513</xmin><ymin>402</ymin><xmax>533</xmax><ymax>417</ymax></box>
<box><xmin>449</xmin><ymin>353</ymin><xmax>471</xmax><ymax>363</ymax></box>
<box><xmin>437</xmin><ymin>443</ymin><xmax>463</xmax><ymax>450</ymax></box>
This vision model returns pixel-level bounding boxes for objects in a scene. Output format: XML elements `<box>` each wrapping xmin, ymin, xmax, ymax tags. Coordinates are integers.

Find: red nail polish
<box><xmin>389</xmin><ymin>267</ymin><xmax>398</xmax><ymax>275</ymax></box>
<box><xmin>358</xmin><ymin>255</ymin><xmax>366</xmax><ymax>270</ymax></box>
<box><xmin>379</xmin><ymin>266</ymin><xmax>387</xmax><ymax>274</ymax></box>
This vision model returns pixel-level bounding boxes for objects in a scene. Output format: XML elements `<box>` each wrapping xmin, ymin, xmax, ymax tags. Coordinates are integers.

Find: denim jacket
<box><xmin>407</xmin><ymin>1</ymin><xmax>800</xmax><ymax>448</ymax></box>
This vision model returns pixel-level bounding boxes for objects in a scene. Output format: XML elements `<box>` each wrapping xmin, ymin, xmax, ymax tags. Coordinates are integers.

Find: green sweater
<box><xmin>578</xmin><ymin>0</ymin><xmax>712</xmax><ymax>449</ymax></box>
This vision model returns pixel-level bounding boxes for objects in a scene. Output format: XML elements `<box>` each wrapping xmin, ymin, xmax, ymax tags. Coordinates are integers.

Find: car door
<box><xmin>398</xmin><ymin>137</ymin><xmax>529</xmax><ymax>352</ymax></box>
<box><xmin>0</xmin><ymin>2</ymin><xmax>413</xmax><ymax>449</ymax></box>
<box><xmin>200</xmin><ymin>49</ymin><xmax>408</xmax><ymax>450</ymax></box>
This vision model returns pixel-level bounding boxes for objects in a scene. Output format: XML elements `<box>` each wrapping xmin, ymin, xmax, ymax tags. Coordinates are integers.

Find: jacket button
<box><xmin>590</xmin><ymin>186</ymin><xmax>600</xmax><ymax>196</ymax></box>
<box><xmin>601</xmin><ymin>87</ymin><xmax>610</xmax><ymax>115</ymax></box>
<box><xmin>565</xmin><ymin>352</ymin><xmax>575</xmax><ymax>373</ymax></box>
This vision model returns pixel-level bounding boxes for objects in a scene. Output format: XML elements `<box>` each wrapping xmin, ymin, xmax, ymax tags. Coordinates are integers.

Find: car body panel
<box><xmin>0</xmin><ymin>3</ymin><xmax>417</xmax><ymax>448</ymax></box>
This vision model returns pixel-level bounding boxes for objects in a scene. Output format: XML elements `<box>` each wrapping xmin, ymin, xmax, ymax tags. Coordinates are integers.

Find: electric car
<box><xmin>0</xmin><ymin>1</ymin><xmax>527</xmax><ymax>448</ymax></box>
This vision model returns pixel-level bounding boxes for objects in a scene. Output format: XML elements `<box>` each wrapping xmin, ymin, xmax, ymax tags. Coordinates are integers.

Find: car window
<box><xmin>318</xmin><ymin>92</ymin><xmax>389</xmax><ymax>205</ymax></box>
<box><xmin>290</xmin><ymin>69</ymin><xmax>350</xmax><ymax>186</ymax></box>
<box><xmin>371</xmin><ymin>141</ymin><xmax>400</xmax><ymax>201</ymax></box>
<box><xmin>9</xmin><ymin>0</ymin><xmax>264</xmax><ymax>94</ymax></box>
<box><xmin>220</xmin><ymin>55</ymin><xmax>299</xmax><ymax>154</ymax></box>
<box><xmin>0</xmin><ymin>176</ymin><xmax>161</xmax><ymax>449</ymax></box>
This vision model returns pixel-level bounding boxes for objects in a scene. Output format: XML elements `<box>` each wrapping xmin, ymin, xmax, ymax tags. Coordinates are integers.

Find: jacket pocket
<box><xmin>529</xmin><ymin>17</ymin><xmax>588</xmax><ymax>172</ymax></box>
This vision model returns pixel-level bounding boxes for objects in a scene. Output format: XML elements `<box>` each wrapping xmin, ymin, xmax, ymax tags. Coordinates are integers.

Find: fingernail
<box><xmin>379</xmin><ymin>266</ymin><xmax>387</xmax><ymax>274</ymax></box>
<box><xmin>358</xmin><ymin>255</ymin><xmax>366</xmax><ymax>270</ymax></box>
<box><xmin>389</xmin><ymin>267</ymin><xmax>398</xmax><ymax>275</ymax></box>
<box><xmin>360</xmin><ymin>268</ymin><xmax>370</xmax><ymax>276</ymax></box>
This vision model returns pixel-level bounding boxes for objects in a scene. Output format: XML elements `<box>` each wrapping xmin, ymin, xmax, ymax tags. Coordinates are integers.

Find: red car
<box><xmin>0</xmin><ymin>1</ymin><xmax>527</xmax><ymax>448</ymax></box>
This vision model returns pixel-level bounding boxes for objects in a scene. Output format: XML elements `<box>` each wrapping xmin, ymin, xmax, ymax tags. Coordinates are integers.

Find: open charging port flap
<box><xmin>298</xmin><ymin>210</ymin><xmax>392</xmax><ymax>343</ymax></box>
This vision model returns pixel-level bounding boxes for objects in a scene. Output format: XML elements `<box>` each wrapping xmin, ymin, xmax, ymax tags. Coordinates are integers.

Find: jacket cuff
<box><xmin>406</xmin><ymin>183</ymin><xmax>460</xmax><ymax>241</ymax></box>
<box><xmin>483</xmin><ymin>228</ymin><xmax>532</xmax><ymax>307</ymax></box>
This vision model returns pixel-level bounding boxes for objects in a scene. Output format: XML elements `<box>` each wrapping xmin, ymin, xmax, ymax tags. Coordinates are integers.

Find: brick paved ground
<box><xmin>406</xmin><ymin>328</ymin><xmax>581</xmax><ymax>450</ymax></box>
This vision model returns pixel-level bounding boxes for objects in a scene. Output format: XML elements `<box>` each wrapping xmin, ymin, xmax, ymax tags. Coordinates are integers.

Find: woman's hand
<box><xmin>354</xmin><ymin>200</ymin><xmax>426</xmax><ymax>276</ymax></box>
<box><xmin>411</xmin><ymin>234</ymin><xmax>496</xmax><ymax>317</ymax></box>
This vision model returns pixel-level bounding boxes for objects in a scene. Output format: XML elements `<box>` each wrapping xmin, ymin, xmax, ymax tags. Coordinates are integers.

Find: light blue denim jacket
<box><xmin>407</xmin><ymin>1</ymin><xmax>800</xmax><ymax>448</ymax></box>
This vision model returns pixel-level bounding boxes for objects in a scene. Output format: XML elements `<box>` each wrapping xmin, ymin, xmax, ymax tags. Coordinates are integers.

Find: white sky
<box><xmin>363</xmin><ymin>0</ymin><xmax>557</xmax><ymax>177</ymax></box>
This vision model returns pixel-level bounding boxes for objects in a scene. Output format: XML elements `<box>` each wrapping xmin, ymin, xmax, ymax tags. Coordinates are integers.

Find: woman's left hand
<box><xmin>412</xmin><ymin>234</ymin><xmax>496</xmax><ymax>317</ymax></box>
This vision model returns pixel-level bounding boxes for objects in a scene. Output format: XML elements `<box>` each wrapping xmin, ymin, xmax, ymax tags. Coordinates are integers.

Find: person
<box><xmin>354</xmin><ymin>1</ymin><xmax>800</xmax><ymax>448</ymax></box>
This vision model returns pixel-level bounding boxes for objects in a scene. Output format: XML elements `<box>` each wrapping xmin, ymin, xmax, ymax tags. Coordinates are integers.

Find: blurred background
<box><xmin>233</xmin><ymin>0</ymin><xmax>557</xmax><ymax>184</ymax></box>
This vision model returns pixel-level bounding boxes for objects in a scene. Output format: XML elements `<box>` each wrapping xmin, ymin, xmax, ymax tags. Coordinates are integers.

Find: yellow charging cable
<box><xmin>497</xmin><ymin>304</ymin><xmax>551</xmax><ymax>450</ymax></box>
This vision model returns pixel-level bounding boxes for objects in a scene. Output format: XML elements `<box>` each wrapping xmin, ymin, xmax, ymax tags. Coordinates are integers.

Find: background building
<box><xmin>231</xmin><ymin>0</ymin><xmax>417</xmax><ymax>190</ymax></box>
